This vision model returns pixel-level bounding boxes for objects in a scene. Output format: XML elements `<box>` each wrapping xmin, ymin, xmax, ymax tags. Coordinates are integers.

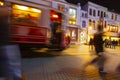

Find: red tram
<box><xmin>9</xmin><ymin>4</ymin><xmax>70</xmax><ymax>51</ymax></box>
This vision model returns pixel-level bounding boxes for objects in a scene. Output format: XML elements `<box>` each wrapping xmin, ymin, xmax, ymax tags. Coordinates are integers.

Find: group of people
<box><xmin>88</xmin><ymin>24</ymin><xmax>120</xmax><ymax>79</ymax></box>
<box><xmin>89</xmin><ymin>36</ymin><xmax>120</xmax><ymax>51</ymax></box>
<box><xmin>104</xmin><ymin>39</ymin><xmax>119</xmax><ymax>49</ymax></box>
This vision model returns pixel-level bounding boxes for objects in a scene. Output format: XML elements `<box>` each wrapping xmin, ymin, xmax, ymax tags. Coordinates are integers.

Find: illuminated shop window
<box><xmin>69</xmin><ymin>8</ymin><xmax>77</xmax><ymax>25</ymax></box>
<box><xmin>109</xmin><ymin>26</ymin><xmax>118</xmax><ymax>32</ymax></box>
<box><xmin>72</xmin><ymin>30</ymin><xmax>77</xmax><ymax>39</ymax></box>
<box><xmin>11</xmin><ymin>4</ymin><xmax>41</xmax><ymax>26</ymax></box>
<box><xmin>0</xmin><ymin>1</ymin><xmax>4</xmax><ymax>6</ymax></box>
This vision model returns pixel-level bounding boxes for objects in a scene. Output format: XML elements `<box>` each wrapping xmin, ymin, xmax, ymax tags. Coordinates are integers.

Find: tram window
<box><xmin>11</xmin><ymin>4</ymin><xmax>41</xmax><ymax>26</ymax></box>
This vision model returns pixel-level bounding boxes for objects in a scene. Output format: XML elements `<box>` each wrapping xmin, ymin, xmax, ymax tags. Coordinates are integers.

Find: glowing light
<box><xmin>14</xmin><ymin>5</ymin><xmax>28</xmax><ymax>10</ymax></box>
<box><xmin>0</xmin><ymin>1</ymin><xmax>4</xmax><ymax>6</ymax></box>
<box><xmin>52</xmin><ymin>14</ymin><xmax>58</xmax><ymax>18</ymax></box>
<box><xmin>89</xmin><ymin>26</ymin><xmax>92</xmax><ymax>30</ymax></box>
<box><xmin>31</xmin><ymin>8</ymin><xmax>41</xmax><ymax>13</ymax></box>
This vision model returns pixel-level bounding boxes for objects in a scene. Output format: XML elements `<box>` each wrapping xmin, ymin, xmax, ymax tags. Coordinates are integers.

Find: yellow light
<box><xmin>72</xmin><ymin>21</ymin><xmax>76</xmax><ymax>24</ymax></box>
<box><xmin>89</xmin><ymin>26</ymin><xmax>92</xmax><ymax>30</ymax></box>
<box><xmin>69</xmin><ymin>21</ymin><xmax>72</xmax><ymax>24</ymax></box>
<box><xmin>0</xmin><ymin>1</ymin><xmax>4</xmax><ymax>6</ymax></box>
<box><xmin>14</xmin><ymin>5</ymin><xmax>28</xmax><ymax>10</ymax></box>
<box><xmin>52</xmin><ymin>14</ymin><xmax>58</xmax><ymax>18</ymax></box>
<box><xmin>31</xmin><ymin>8</ymin><xmax>41</xmax><ymax>13</ymax></box>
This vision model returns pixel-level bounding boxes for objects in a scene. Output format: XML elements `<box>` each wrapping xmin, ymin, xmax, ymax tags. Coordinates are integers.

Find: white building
<box><xmin>105</xmin><ymin>10</ymin><xmax>120</xmax><ymax>40</ymax></box>
<box><xmin>79</xmin><ymin>9</ymin><xmax>88</xmax><ymax>44</ymax></box>
<box><xmin>81</xmin><ymin>1</ymin><xmax>120</xmax><ymax>43</ymax></box>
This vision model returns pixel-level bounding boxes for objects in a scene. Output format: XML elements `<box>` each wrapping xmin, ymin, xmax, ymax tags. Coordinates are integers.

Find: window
<box><xmin>115</xmin><ymin>15</ymin><xmax>117</xmax><ymax>20</ymax></box>
<box><xmin>89</xmin><ymin>8</ymin><xmax>92</xmax><ymax>15</ymax></box>
<box><xmin>82</xmin><ymin>13</ymin><xmax>84</xmax><ymax>17</ymax></box>
<box><xmin>93</xmin><ymin>10</ymin><xmax>96</xmax><ymax>16</ymax></box>
<box><xmin>104</xmin><ymin>12</ymin><xmax>106</xmax><ymax>17</ymax></box>
<box><xmin>111</xmin><ymin>14</ymin><xmax>114</xmax><ymax>19</ymax></box>
<box><xmin>101</xmin><ymin>11</ymin><xmax>103</xmax><ymax>18</ymax></box>
<box><xmin>11</xmin><ymin>4</ymin><xmax>41</xmax><ymax>26</ymax></box>
<box><xmin>82</xmin><ymin>21</ymin><xmax>86</xmax><ymax>28</ymax></box>
<box><xmin>85</xmin><ymin>13</ymin><xmax>87</xmax><ymax>18</ymax></box>
<box><xmin>69</xmin><ymin>8</ymin><xmax>77</xmax><ymax>25</ymax></box>
<box><xmin>109</xmin><ymin>26</ymin><xmax>118</xmax><ymax>32</ymax></box>
<box><xmin>98</xmin><ymin>10</ymin><xmax>100</xmax><ymax>16</ymax></box>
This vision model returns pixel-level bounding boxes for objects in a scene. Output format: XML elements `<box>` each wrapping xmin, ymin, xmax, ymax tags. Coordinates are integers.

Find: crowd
<box><xmin>89</xmin><ymin>38</ymin><xmax>120</xmax><ymax>50</ymax></box>
<box><xmin>104</xmin><ymin>39</ymin><xmax>120</xmax><ymax>49</ymax></box>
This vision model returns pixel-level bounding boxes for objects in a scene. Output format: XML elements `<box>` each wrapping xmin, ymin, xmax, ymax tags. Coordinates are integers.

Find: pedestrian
<box><xmin>0</xmin><ymin>6</ymin><xmax>23</xmax><ymax>80</ymax></box>
<box><xmin>93</xmin><ymin>25</ymin><xmax>104</xmax><ymax>56</ymax></box>
<box><xmin>89</xmin><ymin>38</ymin><xmax>94</xmax><ymax>51</ymax></box>
<box><xmin>111</xmin><ymin>40</ymin><xmax>116</xmax><ymax>49</ymax></box>
<box><xmin>92</xmin><ymin>25</ymin><xmax>106</xmax><ymax>79</ymax></box>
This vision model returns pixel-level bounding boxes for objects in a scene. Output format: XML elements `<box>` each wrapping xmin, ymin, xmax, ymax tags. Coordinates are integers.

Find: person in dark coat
<box><xmin>93</xmin><ymin>25</ymin><xmax>104</xmax><ymax>55</ymax></box>
<box><xmin>89</xmin><ymin>38</ymin><xmax>94</xmax><ymax>51</ymax></box>
<box><xmin>0</xmin><ymin>6</ymin><xmax>11</xmax><ymax>79</ymax></box>
<box><xmin>92</xmin><ymin>25</ymin><xmax>106</xmax><ymax>79</ymax></box>
<box><xmin>0</xmin><ymin>6</ymin><xmax>23</xmax><ymax>80</ymax></box>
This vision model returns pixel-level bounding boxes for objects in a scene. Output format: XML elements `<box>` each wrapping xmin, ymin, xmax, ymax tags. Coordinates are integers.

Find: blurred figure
<box><xmin>111</xmin><ymin>40</ymin><xmax>116</xmax><ymax>49</ymax></box>
<box><xmin>0</xmin><ymin>6</ymin><xmax>11</xmax><ymax>79</ymax></box>
<box><xmin>104</xmin><ymin>39</ymin><xmax>109</xmax><ymax>48</ymax></box>
<box><xmin>92</xmin><ymin>25</ymin><xmax>106</xmax><ymax>79</ymax></box>
<box><xmin>93</xmin><ymin>25</ymin><xmax>104</xmax><ymax>55</ymax></box>
<box><xmin>0</xmin><ymin>6</ymin><xmax>22</xmax><ymax>80</ymax></box>
<box><xmin>89</xmin><ymin>38</ymin><xmax>94</xmax><ymax>51</ymax></box>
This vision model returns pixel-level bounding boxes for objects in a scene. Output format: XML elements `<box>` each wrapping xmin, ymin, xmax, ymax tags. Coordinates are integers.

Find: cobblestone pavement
<box><xmin>22</xmin><ymin>45</ymin><xmax>120</xmax><ymax>80</ymax></box>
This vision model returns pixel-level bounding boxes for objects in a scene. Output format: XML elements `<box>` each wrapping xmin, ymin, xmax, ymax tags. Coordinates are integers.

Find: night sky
<box><xmin>65</xmin><ymin>0</ymin><xmax>120</xmax><ymax>13</ymax></box>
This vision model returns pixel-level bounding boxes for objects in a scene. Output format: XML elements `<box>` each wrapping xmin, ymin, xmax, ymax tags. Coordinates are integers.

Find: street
<box><xmin>21</xmin><ymin>45</ymin><xmax>120</xmax><ymax>80</ymax></box>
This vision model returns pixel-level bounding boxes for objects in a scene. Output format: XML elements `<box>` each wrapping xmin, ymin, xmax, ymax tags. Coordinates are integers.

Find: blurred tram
<box><xmin>1</xmin><ymin>0</ymin><xmax>70</xmax><ymax>51</ymax></box>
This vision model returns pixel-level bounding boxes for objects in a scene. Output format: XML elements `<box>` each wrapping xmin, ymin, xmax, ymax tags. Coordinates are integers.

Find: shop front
<box><xmin>103</xmin><ymin>32</ymin><xmax>120</xmax><ymax>40</ymax></box>
<box><xmin>68</xmin><ymin>27</ymin><xmax>78</xmax><ymax>44</ymax></box>
<box><xmin>79</xmin><ymin>29</ymin><xmax>87</xmax><ymax>44</ymax></box>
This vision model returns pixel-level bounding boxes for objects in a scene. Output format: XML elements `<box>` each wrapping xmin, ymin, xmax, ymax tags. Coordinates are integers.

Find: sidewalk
<box><xmin>22</xmin><ymin>44</ymin><xmax>120</xmax><ymax>80</ymax></box>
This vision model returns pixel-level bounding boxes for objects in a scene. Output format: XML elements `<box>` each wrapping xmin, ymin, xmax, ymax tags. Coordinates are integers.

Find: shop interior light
<box><xmin>89</xmin><ymin>26</ymin><xmax>92</xmax><ymax>30</ymax></box>
<box><xmin>72</xmin><ymin>21</ymin><xmax>76</xmax><ymax>24</ymax></box>
<box><xmin>52</xmin><ymin>14</ymin><xmax>58</xmax><ymax>18</ymax></box>
<box><xmin>31</xmin><ymin>8</ymin><xmax>41</xmax><ymax>13</ymax></box>
<box><xmin>15</xmin><ymin>5</ymin><xmax>28</xmax><ymax>10</ymax></box>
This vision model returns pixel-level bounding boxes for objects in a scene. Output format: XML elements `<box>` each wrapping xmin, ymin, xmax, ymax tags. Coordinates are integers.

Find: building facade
<box><xmin>82</xmin><ymin>1</ymin><xmax>108</xmax><ymax>43</ymax></box>
<box><xmin>0</xmin><ymin>0</ymin><xmax>120</xmax><ymax>45</ymax></box>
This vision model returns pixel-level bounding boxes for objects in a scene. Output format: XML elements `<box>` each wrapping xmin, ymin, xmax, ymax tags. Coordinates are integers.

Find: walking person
<box><xmin>93</xmin><ymin>25</ymin><xmax>104</xmax><ymax>56</ymax></box>
<box><xmin>92</xmin><ymin>25</ymin><xmax>106</xmax><ymax>80</ymax></box>
<box><xmin>89</xmin><ymin>38</ymin><xmax>94</xmax><ymax>51</ymax></box>
<box><xmin>0</xmin><ymin>6</ymin><xmax>23</xmax><ymax>80</ymax></box>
